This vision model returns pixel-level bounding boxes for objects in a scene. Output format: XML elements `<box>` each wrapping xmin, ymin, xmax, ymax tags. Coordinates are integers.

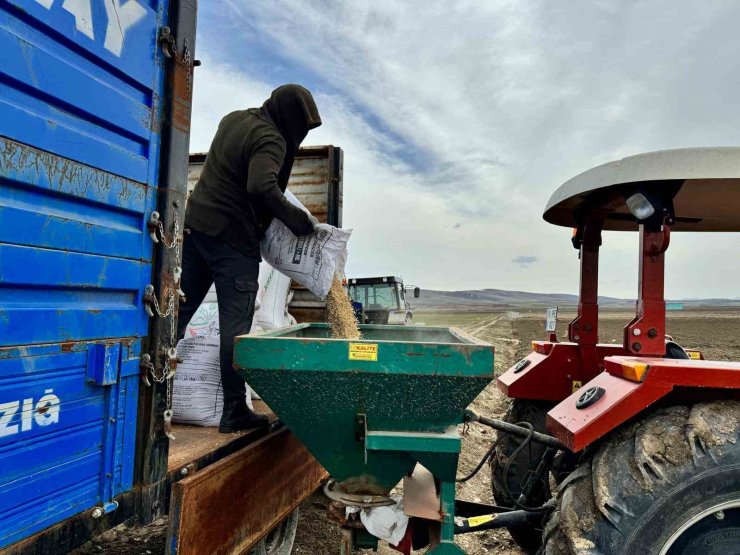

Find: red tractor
<box><xmin>490</xmin><ymin>148</ymin><xmax>740</xmax><ymax>554</ymax></box>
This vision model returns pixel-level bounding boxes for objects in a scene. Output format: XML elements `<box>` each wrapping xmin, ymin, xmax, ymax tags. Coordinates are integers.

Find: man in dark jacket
<box><xmin>178</xmin><ymin>84</ymin><xmax>321</xmax><ymax>433</ymax></box>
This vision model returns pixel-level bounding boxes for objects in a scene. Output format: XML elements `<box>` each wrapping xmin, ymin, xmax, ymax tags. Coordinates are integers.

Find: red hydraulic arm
<box><xmin>568</xmin><ymin>219</ymin><xmax>603</xmax><ymax>374</ymax></box>
<box><xmin>624</xmin><ymin>224</ymin><xmax>670</xmax><ymax>356</ymax></box>
<box><xmin>497</xmin><ymin>219</ymin><xmax>615</xmax><ymax>401</ymax></box>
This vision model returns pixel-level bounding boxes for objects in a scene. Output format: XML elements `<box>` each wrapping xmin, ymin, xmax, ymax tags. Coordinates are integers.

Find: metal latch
<box><xmin>140</xmin><ymin>353</ymin><xmax>153</xmax><ymax>386</ymax></box>
<box><xmin>173</xmin><ymin>266</ymin><xmax>186</xmax><ymax>302</ymax></box>
<box><xmin>158</xmin><ymin>26</ymin><xmax>177</xmax><ymax>58</ymax></box>
<box><xmin>147</xmin><ymin>211</ymin><xmax>162</xmax><ymax>243</ymax></box>
<box><xmin>165</xmin><ymin>346</ymin><xmax>180</xmax><ymax>380</ymax></box>
<box><xmin>143</xmin><ymin>284</ymin><xmax>156</xmax><ymax>317</ymax></box>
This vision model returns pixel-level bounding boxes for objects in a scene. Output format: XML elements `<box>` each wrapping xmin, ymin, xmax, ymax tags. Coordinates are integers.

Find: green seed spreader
<box><xmin>233</xmin><ymin>323</ymin><xmax>510</xmax><ymax>554</ymax></box>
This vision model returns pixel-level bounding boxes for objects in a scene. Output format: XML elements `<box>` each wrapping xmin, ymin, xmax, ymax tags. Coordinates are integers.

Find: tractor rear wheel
<box><xmin>542</xmin><ymin>401</ymin><xmax>740</xmax><ymax>554</ymax></box>
<box><xmin>490</xmin><ymin>400</ymin><xmax>554</xmax><ymax>553</ymax></box>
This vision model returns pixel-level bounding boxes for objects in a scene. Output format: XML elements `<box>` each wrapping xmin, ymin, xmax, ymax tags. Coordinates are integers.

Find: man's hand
<box><xmin>294</xmin><ymin>212</ymin><xmax>319</xmax><ymax>236</ymax></box>
<box><xmin>285</xmin><ymin>209</ymin><xmax>315</xmax><ymax>236</ymax></box>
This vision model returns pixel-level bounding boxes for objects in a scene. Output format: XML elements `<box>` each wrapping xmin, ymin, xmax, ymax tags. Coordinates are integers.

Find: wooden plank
<box><xmin>168</xmin><ymin>426</ymin><xmax>243</xmax><ymax>471</ymax></box>
<box><xmin>167</xmin><ymin>402</ymin><xmax>274</xmax><ymax>472</ymax></box>
<box><xmin>167</xmin><ymin>428</ymin><xmax>328</xmax><ymax>555</ymax></box>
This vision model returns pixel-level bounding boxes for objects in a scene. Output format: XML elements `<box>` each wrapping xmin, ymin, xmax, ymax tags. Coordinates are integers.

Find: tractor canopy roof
<box><xmin>544</xmin><ymin>147</ymin><xmax>740</xmax><ymax>231</ymax></box>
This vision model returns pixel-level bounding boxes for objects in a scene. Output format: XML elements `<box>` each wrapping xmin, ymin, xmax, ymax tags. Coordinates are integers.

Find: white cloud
<box><xmin>192</xmin><ymin>1</ymin><xmax>740</xmax><ymax>298</ymax></box>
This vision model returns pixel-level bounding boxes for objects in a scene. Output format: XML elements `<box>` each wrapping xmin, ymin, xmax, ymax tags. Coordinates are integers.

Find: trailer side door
<box><xmin>0</xmin><ymin>0</ymin><xmax>168</xmax><ymax>547</ymax></box>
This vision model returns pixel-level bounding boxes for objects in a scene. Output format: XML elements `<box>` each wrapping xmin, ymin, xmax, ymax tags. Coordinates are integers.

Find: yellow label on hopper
<box><xmin>349</xmin><ymin>343</ymin><xmax>378</xmax><ymax>361</ymax></box>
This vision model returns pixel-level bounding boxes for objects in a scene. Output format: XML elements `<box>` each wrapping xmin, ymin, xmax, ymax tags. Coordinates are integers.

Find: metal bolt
<box><xmin>648</xmin><ymin>328</ymin><xmax>658</xmax><ymax>338</ymax></box>
<box><xmin>180</xmin><ymin>467</ymin><xmax>189</xmax><ymax>477</ymax></box>
<box><xmin>715</xmin><ymin>510</ymin><xmax>726</xmax><ymax>520</ymax></box>
<box><xmin>632</xmin><ymin>342</ymin><xmax>642</xmax><ymax>351</ymax></box>
<box><xmin>91</xmin><ymin>507</ymin><xmax>103</xmax><ymax>519</ymax></box>
<box><xmin>633</xmin><ymin>328</ymin><xmax>642</xmax><ymax>336</ymax></box>
<box><xmin>109</xmin><ymin>418</ymin><xmax>116</xmax><ymax>423</ymax></box>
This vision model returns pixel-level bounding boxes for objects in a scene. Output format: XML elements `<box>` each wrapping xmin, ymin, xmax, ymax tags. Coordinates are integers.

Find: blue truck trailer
<box><xmin>0</xmin><ymin>2</ymin><xmax>334</xmax><ymax>553</ymax></box>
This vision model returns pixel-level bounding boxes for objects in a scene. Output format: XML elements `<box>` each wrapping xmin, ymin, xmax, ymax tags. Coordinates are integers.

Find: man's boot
<box><xmin>219</xmin><ymin>397</ymin><xmax>269</xmax><ymax>433</ymax></box>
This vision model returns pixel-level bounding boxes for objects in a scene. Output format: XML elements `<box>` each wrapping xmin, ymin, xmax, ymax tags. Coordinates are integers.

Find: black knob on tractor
<box><xmin>576</xmin><ymin>386</ymin><xmax>606</xmax><ymax>409</ymax></box>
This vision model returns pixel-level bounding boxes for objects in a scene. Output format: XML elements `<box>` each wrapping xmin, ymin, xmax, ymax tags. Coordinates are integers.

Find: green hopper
<box><xmin>233</xmin><ymin>323</ymin><xmax>494</xmax><ymax>554</ymax></box>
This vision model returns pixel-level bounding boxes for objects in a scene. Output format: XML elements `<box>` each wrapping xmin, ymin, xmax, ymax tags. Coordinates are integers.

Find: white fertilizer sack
<box><xmin>183</xmin><ymin>290</ymin><xmax>220</xmax><ymax>338</ymax></box>
<box><xmin>260</xmin><ymin>190</ymin><xmax>351</xmax><ymax>299</ymax></box>
<box><xmin>172</xmin><ymin>336</ymin><xmax>254</xmax><ymax>427</ymax></box>
<box><xmin>255</xmin><ymin>262</ymin><xmax>292</xmax><ymax>330</ymax></box>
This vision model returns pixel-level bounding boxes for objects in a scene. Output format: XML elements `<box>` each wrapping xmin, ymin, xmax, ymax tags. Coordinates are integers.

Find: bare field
<box><xmin>294</xmin><ymin>308</ymin><xmax>740</xmax><ymax>554</ymax></box>
<box><xmin>422</xmin><ymin>308</ymin><xmax>740</xmax><ymax>364</ymax></box>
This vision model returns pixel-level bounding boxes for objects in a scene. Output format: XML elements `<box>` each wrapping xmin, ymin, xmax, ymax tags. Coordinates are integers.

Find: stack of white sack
<box><xmin>171</xmin><ymin>335</ymin><xmax>254</xmax><ymax>427</ymax></box>
<box><xmin>182</xmin><ymin>285</ymin><xmax>263</xmax><ymax>338</ymax></box>
<box><xmin>182</xmin><ymin>262</ymin><xmax>297</xmax><ymax>339</ymax></box>
<box><xmin>174</xmin><ymin>261</ymin><xmax>296</xmax><ymax>426</ymax></box>
<box><xmin>174</xmin><ymin>262</ymin><xmax>288</xmax><ymax>426</ymax></box>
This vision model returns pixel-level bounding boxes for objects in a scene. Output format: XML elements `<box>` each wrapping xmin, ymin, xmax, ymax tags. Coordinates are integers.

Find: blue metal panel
<box><xmin>0</xmin><ymin>0</ymin><xmax>167</xmax><ymax>184</ymax></box>
<box><xmin>0</xmin><ymin>343</ymin><xmax>143</xmax><ymax>547</ymax></box>
<box><xmin>86</xmin><ymin>343</ymin><xmax>122</xmax><ymax>386</ymax></box>
<box><xmin>0</xmin><ymin>0</ymin><xmax>168</xmax><ymax>548</ymax></box>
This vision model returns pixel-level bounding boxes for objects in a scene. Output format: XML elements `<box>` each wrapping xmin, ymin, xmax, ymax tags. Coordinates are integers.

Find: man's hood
<box><xmin>262</xmin><ymin>84</ymin><xmax>322</xmax><ymax>150</ymax></box>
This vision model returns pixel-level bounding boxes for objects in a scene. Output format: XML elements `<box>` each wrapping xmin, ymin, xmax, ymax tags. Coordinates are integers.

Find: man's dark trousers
<box><xmin>176</xmin><ymin>230</ymin><xmax>259</xmax><ymax>401</ymax></box>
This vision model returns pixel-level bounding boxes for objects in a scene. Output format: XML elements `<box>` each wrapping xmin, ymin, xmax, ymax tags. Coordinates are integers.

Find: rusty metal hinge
<box><xmin>158</xmin><ymin>26</ymin><xmax>177</xmax><ymax>59</ymax></box>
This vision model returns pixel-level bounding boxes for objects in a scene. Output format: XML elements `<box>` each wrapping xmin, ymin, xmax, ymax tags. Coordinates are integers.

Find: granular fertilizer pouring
<box><xmin>326</xmin><ymin>275</ymin><xmax>361</xmax><ymax>340</ymax></box>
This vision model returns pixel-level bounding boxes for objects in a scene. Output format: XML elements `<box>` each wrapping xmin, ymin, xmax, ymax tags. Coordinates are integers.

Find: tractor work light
<box><xmin>625</xmin><ymin>192</ymin><xmax>656</xmax><ymax>221</ymax></box>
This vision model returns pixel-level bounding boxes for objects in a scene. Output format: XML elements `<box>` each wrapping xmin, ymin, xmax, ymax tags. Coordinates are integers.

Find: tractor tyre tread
<box><xmin>542</xmin><ymin>401</ymin><xmax>740</xmax><ymax>555</ymax></box>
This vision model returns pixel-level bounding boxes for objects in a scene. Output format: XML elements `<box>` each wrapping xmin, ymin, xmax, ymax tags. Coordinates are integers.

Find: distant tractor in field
<box><xmin>492</xmin><ymin>148</ymin><xmax>740</xmax><ymax>554</ymax></box>
<box><xmin>347</xmin><ymin>276</ymin><xmax>420</xmax><ymax>325</ymax></box>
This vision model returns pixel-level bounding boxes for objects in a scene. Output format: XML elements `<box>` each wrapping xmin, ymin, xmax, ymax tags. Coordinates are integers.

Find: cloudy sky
<box><xmin>190</xmin><ymin>1</ymin><xmax>740</xmax><ymax>299</ymax></box>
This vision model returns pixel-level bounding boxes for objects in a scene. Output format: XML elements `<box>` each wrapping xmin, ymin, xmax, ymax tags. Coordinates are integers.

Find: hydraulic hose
<box><xmin>464</xmin><ymin>410</ymin><xmax>567</xmax><ymax>451</ymax></box>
